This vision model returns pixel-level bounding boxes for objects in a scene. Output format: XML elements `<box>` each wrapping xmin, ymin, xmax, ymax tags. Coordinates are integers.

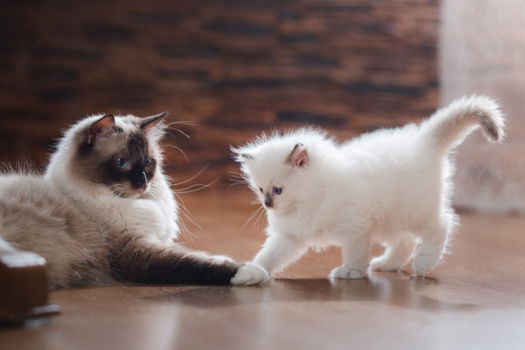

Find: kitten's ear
<box><xmin>141</xmin><ymin>112</ymin><xmax>169</xmax><ymax>133</ymax></box>
<box><xmin>287</xmin><ymin>143</ymin><xmax>308</xmax><ymax>167</ymax></box>
<box><xmin>87</xmin><ymin>114</ymin><xmax>115</xmax><ymax>145</ymax></box>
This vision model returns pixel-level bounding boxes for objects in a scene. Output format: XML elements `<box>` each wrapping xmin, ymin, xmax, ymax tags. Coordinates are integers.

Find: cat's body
<box><xmin>0</xmin><ymin>113</ymin><xmax>267</xmax><ymax>288</ymax></box>
<box><xmin>234</xmin><ymin>96</ymin><xmax>505</xmax><ymax>278</ymax></box>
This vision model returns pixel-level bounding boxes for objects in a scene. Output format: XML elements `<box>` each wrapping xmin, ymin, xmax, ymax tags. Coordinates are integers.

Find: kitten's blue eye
<box><xmin>273</xmin><ymin>187</ymin><xmax>282</xmax><ymax>195</ymax></box>
<box><xmin>116</xmin><ymin>158</ymin><xmax>128</xmax><ymax>168</ymax></box>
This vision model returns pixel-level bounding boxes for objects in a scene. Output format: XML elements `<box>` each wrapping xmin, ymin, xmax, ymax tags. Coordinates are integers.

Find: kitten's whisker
<box><xmin>227</xmin><ymin>170</ymin><xmax>245</xmax><ymax>177</ymax></box>
<box><xmin>253</xmin><ymin>206</ymin><xmax>266</xmax><ymax>228</ymax></box>
<box><xmin>228</xmin><ymin>171</ymin><xmax>249</xmax><ymax>187</ymax></box>
<box><xmin>229</xmin><ymin>181</ymin><xmax>248</xmax><ymax>187</ymax></box>
<box><xmin>242</xmin><ymin>206</ymin><xmax>264</xmax><ymax>229</ymax></box>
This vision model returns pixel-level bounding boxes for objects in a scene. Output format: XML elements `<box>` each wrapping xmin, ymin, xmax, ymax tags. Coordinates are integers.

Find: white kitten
<box><xmin>234</xmin><ymin>96</ymin><xmax>505</xmax><ymax>279</ymax></box>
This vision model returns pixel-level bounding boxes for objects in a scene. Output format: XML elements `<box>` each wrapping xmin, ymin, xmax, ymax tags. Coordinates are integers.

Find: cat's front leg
<box><xmin>329</xmin><ymin>233</ymin><xmax>370</xmax><ymax>279</ymax></box>
<box><xmin>109</xmin><ymin>236</ymin><xmax>268</xmax><ymax>286</ymax></box>
<box><xmin>253</xmin><ymin>233</ymin><xmax>307</xmax><ymax>275</ymax></box>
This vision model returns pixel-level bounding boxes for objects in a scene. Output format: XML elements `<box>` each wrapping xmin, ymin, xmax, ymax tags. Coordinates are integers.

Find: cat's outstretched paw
<box><xmin>329</xmin><ymin>265</ymin><xmax>367</xmax><ymax>279</ymax></box>
<box><xmin>231</xmin><ymin>262</ymin><xmax>270</xmax><ymax>286</ymax></box>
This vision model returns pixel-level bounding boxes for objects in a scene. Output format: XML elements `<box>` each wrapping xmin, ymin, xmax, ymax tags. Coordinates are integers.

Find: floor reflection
<box><xmin>143</xmin><ymin>272</ymin><xmax>477</xmax><ymax>312</ymax></box>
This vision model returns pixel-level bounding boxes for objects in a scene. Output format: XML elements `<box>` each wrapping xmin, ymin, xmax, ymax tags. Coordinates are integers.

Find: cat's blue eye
<box><xmin>273</xmin><ymin>187</ymin><xmax>282</xmax><ymax>195</ymax></box>
<box><xmin>116</xmin><ymin>158</ymin><xmax>128</xmax><ymax>168</ymax></box>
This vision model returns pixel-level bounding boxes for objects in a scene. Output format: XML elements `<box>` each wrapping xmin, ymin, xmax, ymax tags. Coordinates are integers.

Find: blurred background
<box><xmin>1</xmin><ymin>0</ymin><xmax>521</xmax><ymax>213</ymax></box>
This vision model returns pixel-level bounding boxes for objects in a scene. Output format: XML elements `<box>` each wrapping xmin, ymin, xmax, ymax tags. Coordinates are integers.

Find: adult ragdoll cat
<box><xmin>0</xmin><ymin>113</ymin><xmax>268</xmax><ymax>288</ymax></box>
<box><xmin>234</xmin><ymin>95</ymin><xmax>505</xmax><ymax>279</ymax></box>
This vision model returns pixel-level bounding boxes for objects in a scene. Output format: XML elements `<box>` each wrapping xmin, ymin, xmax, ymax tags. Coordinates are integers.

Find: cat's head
<box><xmin>233</xmin><ymin>130</ymin><xmax>323</xmax><ymax>212</ymax></box>
<box><xmin>54</xmin><ymin>113</ymin><xmax>168</xmax><ymax>198</ymax></box>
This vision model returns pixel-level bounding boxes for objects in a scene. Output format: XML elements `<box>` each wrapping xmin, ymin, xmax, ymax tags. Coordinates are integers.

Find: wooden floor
<box><xmin>2</xmin><ymin>189</ymin><xmax>525</xmax><ymax>350</ymax></box>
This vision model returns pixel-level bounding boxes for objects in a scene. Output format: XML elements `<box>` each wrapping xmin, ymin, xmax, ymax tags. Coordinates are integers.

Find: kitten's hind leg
<box><xmin>412</xmin><ymin>218</ymin><xmax>452</xmax><ymax>276</ymax></box>
<box><xmin>370</xmin><ymin>235</ymin><xmax>416</xmax><ymax>272</ymax></box>
<box><xmin>329</xmin><ymin>233</ymin><xmax>369</xmax><ymax>279</ymax></box>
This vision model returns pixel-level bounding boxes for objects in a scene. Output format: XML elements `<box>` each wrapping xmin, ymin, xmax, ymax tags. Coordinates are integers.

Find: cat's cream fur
<box><xmin>234</xmin><ymin>95</ymin><xmax>505</xmax><ymax>279</ymax></box>
<box><xmin>0</xmin><ymin>113</ymin><xmax>268</xmax><ymax>287</ymax></box>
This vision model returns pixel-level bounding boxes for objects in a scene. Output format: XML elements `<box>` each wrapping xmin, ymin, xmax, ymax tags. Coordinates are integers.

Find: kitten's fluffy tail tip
<box><xmin>424</xmin><ymin>94</ymin><xmax>505</xmax><ymax>153</ymax></box>
<box><xmin>468</xmin><ymin>95</ymin><xmax>505</xmax><ymax>143</ymax></box>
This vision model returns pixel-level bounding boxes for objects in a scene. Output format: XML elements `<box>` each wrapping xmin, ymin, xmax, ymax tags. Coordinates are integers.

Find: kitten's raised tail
<box><xmin>421</xmin><ymin>95</ymin><xmax>505</xmax><ymax>154</ymax></box>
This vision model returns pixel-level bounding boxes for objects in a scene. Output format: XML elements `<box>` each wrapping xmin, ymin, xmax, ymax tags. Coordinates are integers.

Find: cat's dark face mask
<box><xmin>76</xmin><ymin>113</ymin><xmax>167</xmax><ymax>198</ymax></box>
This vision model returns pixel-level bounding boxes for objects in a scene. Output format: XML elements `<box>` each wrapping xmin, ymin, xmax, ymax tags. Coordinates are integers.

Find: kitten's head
<box><xmin>57</xmin><ymin>112</ymin><xmax>168</xmax><ymax>198</ymax></box>
<box><xmin>234</xmin><ymin>130</ymin><xmax>323</xmax><ymax>213</ymax></box>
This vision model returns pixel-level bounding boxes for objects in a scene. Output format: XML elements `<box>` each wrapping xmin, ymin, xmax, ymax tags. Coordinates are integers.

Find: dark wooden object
<box><xmin>0</xmin><ymin>249</ymin><xmax>60</xmax><ymax>324</ymax></box>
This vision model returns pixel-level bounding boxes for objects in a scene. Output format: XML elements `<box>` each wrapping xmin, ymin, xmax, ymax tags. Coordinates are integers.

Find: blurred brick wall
<box><xmin>0</xmin><ymin>0</ymin><xmax>439</xmax><ymax>187</ymax></box>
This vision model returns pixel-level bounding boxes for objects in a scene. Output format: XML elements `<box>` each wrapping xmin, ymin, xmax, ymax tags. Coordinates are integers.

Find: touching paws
<box><xmin>230</xmin><ymin>262</ymin><xmax>270</xmax><ymax>286</ymax></box>
<box><xmin>329</xmin><ymin>265</ymin><xmax>367</xmax><ymax>279</ymax></box>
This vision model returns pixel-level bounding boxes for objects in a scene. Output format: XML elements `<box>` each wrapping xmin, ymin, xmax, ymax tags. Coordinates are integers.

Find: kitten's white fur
<box><xmin>234</xmin><ymin>95</ymin><xmax>505</xmax><ymax>278</ymax></box>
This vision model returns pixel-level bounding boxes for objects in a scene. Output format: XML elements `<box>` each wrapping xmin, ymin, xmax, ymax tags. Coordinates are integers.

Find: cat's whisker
<box><xmin>171</xmin><ymin>165</ymin><xmax>209</xmax><ymax>186</ymax></box>
<box><xmin>174</xmin><ymin>186</ymin><xmax>210</xmax><ymax>194</ymax></box>
<box><xmin>164</xmin><ymin>144</ymin><xmax>189</xmax><ymax>162</ymax></box>
<box><xmin>165</xmin><ymin>120</ymin><xmax>197</xmax><ymax>127</ymax></box>
<box><xmin>174</xmin><ymin>198</ymin><xmax>194</xmax><ymax>236</ymax></box>
<box><xmin>174</xmin><ymin>194</ymin><xmax>202</xmax><ymax>243</ymax></box>
<box><xmin>173</xmin><ymin>179</ymin><xmax>218</xmax><ymax>194</ymax></box>
<box><xmin>166</xmin><ymin>127</ymin><xmax>191</xmax><ymax>139</ymax></box>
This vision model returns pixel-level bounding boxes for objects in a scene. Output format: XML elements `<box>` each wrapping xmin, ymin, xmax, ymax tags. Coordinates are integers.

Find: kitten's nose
<box><xmin>264</xmin><ymin>194</ymin><xmax>273</xmax><ymax>208</ymax></box>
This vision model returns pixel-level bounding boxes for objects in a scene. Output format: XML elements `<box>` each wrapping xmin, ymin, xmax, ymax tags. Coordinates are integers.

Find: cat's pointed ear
<box><xmin>287</xmin><ymin>143</ymin><xmax>308</xmax><ymax>167</ymax></box>
<box><xmin>87</xmin><ymin>114</ymin><xmax>115</xmax><ymax>145</ymax></box>
<box><xmin>141</xmin><ymin>112</ymin><xmax>169</xmax><ymax>133</ymax></box>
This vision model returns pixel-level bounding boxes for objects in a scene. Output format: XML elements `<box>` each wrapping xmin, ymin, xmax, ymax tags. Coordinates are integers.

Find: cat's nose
<box><xmin>131</xmin><ymin>169</ymin><xmax>148</xmax><ymax>189</ymax></box>
<box><xmin>264</xmin><ymin>194</ymin><xmax>273</xmax><ymax>208</ymax></box>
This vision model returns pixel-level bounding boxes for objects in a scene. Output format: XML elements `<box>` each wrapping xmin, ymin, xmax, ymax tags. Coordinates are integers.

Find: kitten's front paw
<box><xmin>369</xmin><ymin>256</ymin><xmax>403</xmax><ymax>272</ymax></box>
<box><xmin>329</xmin><ymin>265</ymin><xmax>367</xmax><ymax>279</ymax></box>
<box><xmin>230</xmin><ymin>262</ymin><xmax>270</xmax><ymax>286</ymax></box>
